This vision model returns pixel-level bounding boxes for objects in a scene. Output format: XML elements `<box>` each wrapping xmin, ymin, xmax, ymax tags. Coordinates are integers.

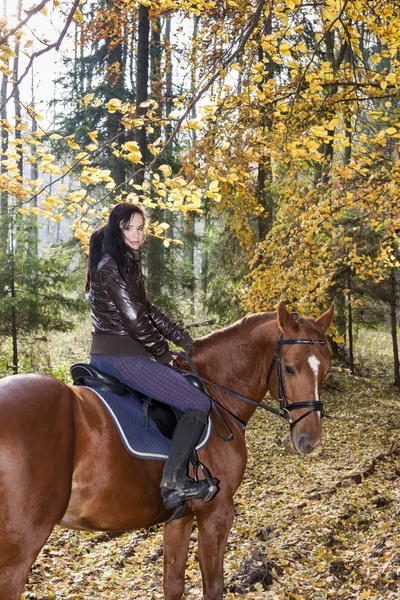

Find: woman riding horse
<box><xmin>86</xmin><ymin>202</ymin><xmax>216</xmax><ymax>510</ymax></box>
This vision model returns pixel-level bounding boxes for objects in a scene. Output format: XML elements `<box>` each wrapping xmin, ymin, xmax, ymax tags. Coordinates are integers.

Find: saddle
<box><xmin>70</xmin><ymin>363</ymin><xmax>207</xmax><ymax>440</ymax></box>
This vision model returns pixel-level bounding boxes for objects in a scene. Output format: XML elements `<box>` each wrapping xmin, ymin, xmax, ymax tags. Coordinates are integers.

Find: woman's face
<box><xmin>120</xmin><ymin>212</ymin><xmax>145</xmax><ymax>250</ymax></box>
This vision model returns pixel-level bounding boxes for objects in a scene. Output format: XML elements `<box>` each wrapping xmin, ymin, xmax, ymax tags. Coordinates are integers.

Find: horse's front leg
<box><xmin>196</xmin><ymin>496</ymin><xmax>235</xmax><ymax>600</ymax></box>
<box><xmin>163</xmin><ymin>513</ymin><xmax>194</xmax><ymax>600</ymax></box>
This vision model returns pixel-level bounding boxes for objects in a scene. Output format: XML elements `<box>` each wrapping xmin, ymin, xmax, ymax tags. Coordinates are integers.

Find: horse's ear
<box><xmin>315</xmin><ymin>303</ymin><xmax>335</xmax><ymax>333</ymax></box>
<box><xmin>277</xmin><ymin>301</ymin><xmax>299</xmax><ymax>334</ymax></box>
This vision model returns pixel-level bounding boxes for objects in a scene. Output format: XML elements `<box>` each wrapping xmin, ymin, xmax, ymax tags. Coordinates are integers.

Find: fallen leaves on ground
<box><xmin>24</xmin><ymin>372</ymin><xmax>400</xmax><ymax>600</ymax></box>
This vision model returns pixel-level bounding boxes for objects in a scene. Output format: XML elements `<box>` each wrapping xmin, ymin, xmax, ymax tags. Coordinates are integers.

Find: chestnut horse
<box><xmin>0</xmin><ymin>302</ymin><xmax>333</xmax><ymax>600</ymax></box>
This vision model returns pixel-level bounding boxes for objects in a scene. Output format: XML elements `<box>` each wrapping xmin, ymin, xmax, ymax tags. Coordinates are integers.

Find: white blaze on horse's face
<box><xmin>290</xmin><ymin>351</ymin><xmax>324</xmax><ymax>456</ymax></box>
<box><xmin>308</xmin><ymin>355</ymin><xmax>320</xmax><ymax>402</ymax></box>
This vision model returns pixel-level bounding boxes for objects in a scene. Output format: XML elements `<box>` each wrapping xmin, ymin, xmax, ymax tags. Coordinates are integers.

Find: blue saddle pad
<box><xmin>86</xmin><ymin>387</ymin><xmax>211</xmax><ymax>461</ymax></box>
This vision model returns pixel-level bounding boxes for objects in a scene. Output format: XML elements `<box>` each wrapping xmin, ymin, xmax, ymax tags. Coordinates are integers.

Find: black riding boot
<box><xmin>160</xmin><ymin>409</ymin><xmax>218</xmax><ymax>510</ymax></box>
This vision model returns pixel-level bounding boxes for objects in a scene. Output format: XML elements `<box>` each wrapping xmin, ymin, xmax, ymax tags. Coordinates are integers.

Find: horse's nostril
<box><xmin>297</xmin><ymin>434</ymin><xmax>312</xmax><ymax>454</ymax></box>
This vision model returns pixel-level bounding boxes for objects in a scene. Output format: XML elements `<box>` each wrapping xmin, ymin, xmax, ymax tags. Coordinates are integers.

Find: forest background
<box><xmin>0</xmin><ymin>0</ymin><xmax>399</xmax><ymax>384</ymax></box>
<box><xmin>0</xmin><ymin>2</ymin><xmax>399</xmax><ymax>599</ymax></box>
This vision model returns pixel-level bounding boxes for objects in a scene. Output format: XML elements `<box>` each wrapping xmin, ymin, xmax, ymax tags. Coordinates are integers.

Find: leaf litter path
<box><xmin>24</xmin><ymin>373</ymin><xmax>399</xmax><ymax>600</ymax></box>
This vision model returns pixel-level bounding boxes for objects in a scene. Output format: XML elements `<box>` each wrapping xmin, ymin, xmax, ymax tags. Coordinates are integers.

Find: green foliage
<box><xmin>202</xmin><ymin>222</ymin><xmax>248</xmax><ymax>326</ymax></box>
<box><xmin>0</xmin><ymin>321</ymin><xmax>91</xmax><ymax>381</ymax></box>
<box><xmin>0</xmin><ymin>239</ymin><xmax>87</xmax><ymax>338</ymax></box>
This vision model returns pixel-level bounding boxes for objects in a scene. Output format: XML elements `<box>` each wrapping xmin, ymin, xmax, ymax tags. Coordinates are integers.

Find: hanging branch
<box><xmin>0</xmin><ymin>0</ymin><xmax>51</xmax><ymax>45</ymax></box>
<box><xmin>0</xmin><ymin>0</ymin><xmax>81</xmax><ymax>112</ymax></box>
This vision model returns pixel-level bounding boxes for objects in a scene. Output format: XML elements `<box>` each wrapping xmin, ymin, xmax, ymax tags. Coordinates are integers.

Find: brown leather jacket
<box><xmin>89</xmin><ymin>253</ymin><xmax>193</xmax><ymax>363</ymax></box>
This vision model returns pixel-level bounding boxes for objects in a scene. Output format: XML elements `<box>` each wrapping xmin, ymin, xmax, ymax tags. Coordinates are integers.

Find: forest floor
<box><xmin>22</xmin><ymin>363</ymin><xmax>400</xmax><ymax>600</ymax></box>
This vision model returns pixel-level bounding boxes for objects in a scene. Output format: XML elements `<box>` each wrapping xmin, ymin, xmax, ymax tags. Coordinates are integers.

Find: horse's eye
<box><xmin>285</xmin><ymin>366</ymin><xmax>295</xmax><ymax>375</ymax></box>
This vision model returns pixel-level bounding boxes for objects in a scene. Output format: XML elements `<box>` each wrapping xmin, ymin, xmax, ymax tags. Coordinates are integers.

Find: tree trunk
<box><xmin>10</xmin><ymin>216</ymin><xmax>18</xmax><ymax>374</ymax></box>
<box><xmin>390</xmin><ymin>268</ymin><xmax>400</xmax><ymax>387</ymax></box>
<box><xmin>135</xmin><ymin>3</ymin><xmax>150</xmax><ymax>185</ymax></box>
<box><xmin>0</xmin><ymin>0</ymin><xmax>8</xmax><ymax>255</ymax></box>
<box><xmin>257</xmin><ymin>11</ymin><xmax>275</xmax><ymax>242</ymax></box>
<box><xmin>13</xmin><ymin>0</ymin><xmax>23</xmax><ymax>177</ymax></box>
<box><xmin>164</xmin><ymin>16</ymin><xmax>173</xmax><ymax>158</ymax></box>
<box><xmin>347</xmin><ymin>271</ymin><xmax>355</xmax><ymax>375</ymax></box>
<box><xmin>185</xmin><ymin>15</ymin><xmax>199</xmax><ymax>316</ymax></box>
<box><xmin>106</xmin><ymin>36</ymin><xmax>126</xmax><ymax>184</ymax></box>
<box><xmin>146</xmin><ymin>15</ymin><xmax>163</xmax><ymax>300</ymax></box>
<box><xmin>29</xmin><ymin>70</ymin><xmax>39</xmax><ymax>254</ymax></box>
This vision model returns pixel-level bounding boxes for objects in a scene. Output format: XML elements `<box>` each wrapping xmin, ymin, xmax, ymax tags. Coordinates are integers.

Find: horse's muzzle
<box><xmin>293</xmin><ymin>433</ymin><xmax>321</xmax><ymax>455</ymax></box>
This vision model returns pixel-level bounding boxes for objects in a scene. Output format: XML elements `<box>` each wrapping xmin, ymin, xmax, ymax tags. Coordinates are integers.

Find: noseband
<box><xmin>266</xmin><ymin>333</ymin><xmax>326</xmax><ymax>430</ymax></box>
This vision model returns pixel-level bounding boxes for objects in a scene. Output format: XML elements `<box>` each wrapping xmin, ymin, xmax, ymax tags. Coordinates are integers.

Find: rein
<box><xmin>173</xmin><ymin>333</ymin><xmax>327</xmax><ymax>435</ymax></box>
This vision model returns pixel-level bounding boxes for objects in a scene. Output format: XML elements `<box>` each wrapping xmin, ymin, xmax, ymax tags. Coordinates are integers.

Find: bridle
<box><xmin>266</xmin><ymin>333</ymin><xmax>326</xmax><ymax>430</ymax></box>
<box><xmin>173</xmin><ymin>332</ymin><xmax>327</xmax><ymax>438</ymax></box>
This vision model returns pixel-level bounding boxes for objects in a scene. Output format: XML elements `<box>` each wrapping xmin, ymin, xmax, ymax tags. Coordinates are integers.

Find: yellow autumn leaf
<box><xmin>159</xmin><ymin>164</ymin><xmax>172</xmax><ymax>177</ymax></box>
<box><xmin>168</xmin><ymin>109</ymin><xmax>182</xmax><ymax>119</ymax></box>
<box><xmin>67</xmin><ymin>139</ymin><xmax>80</xmax><ymax>150</ymax></box>
<box><xmin>297</xmin><ymin>41</ymin><xmax>307</xmax><ymax>53</ymax></box>
<box><xmin>106</xmin><ymin>98</ymin><xmax>122</xmax><ymax>113</ymax></box>
<box><xmin>385</xmin><ymin>127</ymin><xmax>397</xmax><ymax>135</ymax></box>
<box><xmin>83</xmin><ymin>93</ymin><xmax>95</xmax><ymax>106</ymax></box>
<box><xmin>280</xmin><ymin>41</ymin><xmax>292</xmax><ymax>57</ymax></box>
<box><xmin>306</xmin><ymin>140</ymin><xmax>320</xmax><ymax>150</ymax></box>
<box><xmin>88</xmin><ymin>130</ymin><xmax>98</xmax><ymax>142</ymax></box>
<box><xmin>157</xmin><ymin>222</ymin><xmax>170</xmax><ymax>231</ymax></box>
<box><xmin>125</xmin><ymin>152</ymin><xmax>142</xmax><ymax>163</ymax></box>
<box><xmin>188</xmin><ymin>119</ymin><xmax>206</xmax><ymax>130</ymax></box>
<box><xmin>122</xmin><ymin>141</ymin><xmax>140</xmax><ymax>153</ymax></box>
<box><xmin>73</xmin><ymin>8</ymin><xmax>84</xmax><ymax>23</ymax></box>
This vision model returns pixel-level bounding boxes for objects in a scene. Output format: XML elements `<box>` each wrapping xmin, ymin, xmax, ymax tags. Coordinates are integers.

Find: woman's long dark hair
<box><xmin>86</xmin><ymin>203</ymin><xmax>146</xmax><ymax>292</ymax></box>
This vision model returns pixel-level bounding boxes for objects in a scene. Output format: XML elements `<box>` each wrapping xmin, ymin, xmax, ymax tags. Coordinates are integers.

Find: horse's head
<box><xmin>267</xmin><ymin>302</ymin><xmax>334</xmax><ymax>456</ymax></box>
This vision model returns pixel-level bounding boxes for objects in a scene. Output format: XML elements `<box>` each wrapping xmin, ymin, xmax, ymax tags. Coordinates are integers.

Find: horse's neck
<box><xmin>194</xmin><ymin>322</ymin><xmax>273</xmax><ymax>423</ymax></box>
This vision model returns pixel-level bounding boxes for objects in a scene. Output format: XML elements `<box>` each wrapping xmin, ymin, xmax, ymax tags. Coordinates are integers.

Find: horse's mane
<box><xmin>191</xmin><ymin>311</ymin><xmax>328</xmax><ymax>357</ymax></box>
<box><xmin>192</xmin><ymin>312</ymin><xmax>276</xmax><ymax>353</ymax></box>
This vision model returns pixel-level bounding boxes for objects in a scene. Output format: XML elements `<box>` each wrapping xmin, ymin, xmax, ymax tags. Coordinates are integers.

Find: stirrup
<box><xmin>194</xmin><ymin>463</ymin><xmax>218</xmax><ymax>503</ymax></box>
